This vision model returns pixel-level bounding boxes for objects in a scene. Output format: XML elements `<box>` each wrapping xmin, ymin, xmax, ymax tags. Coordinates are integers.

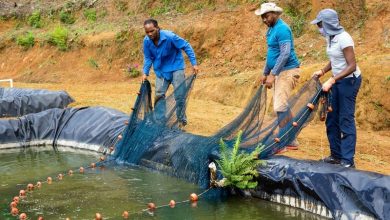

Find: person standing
<box><xmin>311</xmin><ymin>9</ymin><xmax>362</xmax><ymax>168</ymax></box>
<box><xmin>255</xmin><ymin>2</ymin><xmax>301</xmax><ymax>151</ymax></box>
<box><xmin>142</xmin><ymin>19</ymin><xmax>199</xmax><ymax>127</ymax></box>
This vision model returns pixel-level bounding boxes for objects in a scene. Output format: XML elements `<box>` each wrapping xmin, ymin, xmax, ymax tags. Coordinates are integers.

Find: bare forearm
<box><xmin>321</xmin><ymin>62</ymin><xmax>332</xmax><ymax>75</ymax></box>
<box><xmin>333</xmin><ymin>64</ymin><xmax>356</xmax><ymax>81</ymax></box>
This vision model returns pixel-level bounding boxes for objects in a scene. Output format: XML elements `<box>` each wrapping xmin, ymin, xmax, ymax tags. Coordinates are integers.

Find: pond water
<box><xmin>0</xmin><ymin>147</ymin><xmax>326</xmax><ymax>220</ymax></box>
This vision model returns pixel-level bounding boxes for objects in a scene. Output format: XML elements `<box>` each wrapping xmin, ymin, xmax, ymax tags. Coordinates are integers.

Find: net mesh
<box><xmin>112</xmin><ymin>75</ymin><xmax>327</xmax><ymax>188</ymax></box>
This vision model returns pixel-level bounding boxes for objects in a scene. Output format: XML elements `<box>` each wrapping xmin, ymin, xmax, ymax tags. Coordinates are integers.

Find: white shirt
<box><xmin>326</xmin><ymin>31</ymin><xmax>361</xmax><ymax>78</ymax></box>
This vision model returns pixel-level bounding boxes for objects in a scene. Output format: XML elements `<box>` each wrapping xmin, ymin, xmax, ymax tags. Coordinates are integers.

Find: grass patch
<box><xmin>115</xmin><ymin>0</ymin><xmax>128</xmax><ymax>12</ymax></box>
<box><xmin>28</xmin><ymin>11</ymin><xmax>42</xmax><ymax>28</ymax></box>
<box><xmin>16</xmin><ymin>32</ymin><xmax>35</xmax><ymax>50</ymax></box>
<box><xmin>48</xmin><ymin>26</ymin><xmax>69</xmax><ymax>51</ymax></box>
<box><xmin>84</xmin><ymin>9</ymin><xmax>97</xmax><ymax>22</ymax></box>
<box><xmin>88</xmin><ymin>58</ymin><xmax>99</xmax><ymax>69</ymax></box>
<box><xmin>284</xmin><ymin>3</ymin><xmax>306</xmax><ymax>38</ymax></box>
<box><xmin>60</xmin><ymin>10</ymin><xmax>76</xmax><ymax>24</ymax></box>
<box><xmin>115</xmin><ymin>30</ymin><xmax>129</xmax><ymax>43</ymax></box>
<box><xmin>125</xmin><ymin>63</ymin><xmax>141</xmax><ymax>78</ymax></box>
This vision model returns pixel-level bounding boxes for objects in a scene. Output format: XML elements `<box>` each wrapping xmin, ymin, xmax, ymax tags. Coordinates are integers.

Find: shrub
<box><xmin>59</xmin><ymin>10</ymin><xmax>75</xmax><ymax>24</ymax></box>
<box><xmin>16</xmin><ymin>32</ymin><xmax>35</xmax><ymax>49</ymax></box>
<box><xmin>285</xmin><ymin>4</ymin><xmax>306</xmax><ymax>38</ymax></box>
<box><xmin>28</xmin><ymin>11</ymin><xmax>42</xmax><ymax>28</ymax></box>
<box><xmin>115</xmin><ymin>30</ymin><xmax>129</xmax><ymax>43</ymax></box>
<box><xmin>84</xmin><ymin>9</ymin><xmax>97</xmax><ymax>22</ymax></box>
<box><xmin>48</xmin><ymin>26</ymin><xmax>69</xmax><ymax>51</ymax></box>
<box><xmin>125</xmin><ymin>63</ymin><xmax>141</xmax><ymax>78</ymax></box>
<box><xmin>216</xmin><ymin>131</ymin><xmax>265</xmax><ymax>189</ymax></box>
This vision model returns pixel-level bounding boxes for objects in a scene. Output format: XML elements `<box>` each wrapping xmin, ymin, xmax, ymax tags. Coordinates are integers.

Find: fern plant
<box><xmin>216</xmin><ymin>131</ymin><xmax>265</xmax><ymax>189</ymax></box>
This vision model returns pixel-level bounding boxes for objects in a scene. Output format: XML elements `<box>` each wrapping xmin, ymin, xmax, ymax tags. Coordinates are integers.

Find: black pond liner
<box><xmin>0</xmin><ymin>77</ymin><xmax>389</xmax><ymax>219</ymax></box>
<box><xmin>0</xmin><ymin>87</ymin><xmax>74</xmax><ymax>117</ymax></box>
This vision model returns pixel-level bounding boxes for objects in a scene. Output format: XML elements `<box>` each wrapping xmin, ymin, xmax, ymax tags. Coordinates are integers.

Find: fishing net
<box><xmin>112</xmin><ymin>75</ymin><xmax>328</xmax><ymax>188</ymax></box>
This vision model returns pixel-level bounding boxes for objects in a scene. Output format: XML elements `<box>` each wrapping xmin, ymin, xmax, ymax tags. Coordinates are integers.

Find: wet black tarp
<box><xmin>0</xmin><ymin>107</ymin><xmax>127</xmax><ymax>149</ymax></box>
<box><xmin>0</xmin><ymin>87</ymin><xmax>74</xmax><ymax>117</ymax></box>
<box><xmin>255</xmin><ymin>156</ymin><xmax>390</xmax><ymax>220</ymax></box>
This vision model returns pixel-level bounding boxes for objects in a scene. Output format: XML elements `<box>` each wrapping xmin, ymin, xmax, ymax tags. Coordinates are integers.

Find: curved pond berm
<box><xmin>0</xmin><ymin>87</ymin><xmax>74</xmax><ymax>117</ymax></box>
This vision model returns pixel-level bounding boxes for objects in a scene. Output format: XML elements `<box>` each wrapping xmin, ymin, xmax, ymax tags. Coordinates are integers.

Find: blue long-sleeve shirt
<box><xmin>143</xmin><ymin>30</ymin><xmax>197</xmax><ymax>80</ymax></box>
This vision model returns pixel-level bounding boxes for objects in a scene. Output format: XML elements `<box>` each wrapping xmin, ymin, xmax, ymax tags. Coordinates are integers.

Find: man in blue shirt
<box><xmin>142</xmin><ymin>19</ymin><xmax>199</xmax><ymax>127</ymax></box>
<box><xmin>255</xmin><ymin>3</ymin><xmax>300</xmax><ymax>151</ymax></box>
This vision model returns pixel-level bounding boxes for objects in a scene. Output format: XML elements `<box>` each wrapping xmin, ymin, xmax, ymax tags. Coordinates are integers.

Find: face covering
<box><xmin>319</xmin><ymin>27</ymin><xmax>326</xmax><ymax>37</ymax></box>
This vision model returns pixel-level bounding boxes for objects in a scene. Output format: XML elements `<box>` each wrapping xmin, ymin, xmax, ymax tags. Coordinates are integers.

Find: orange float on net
<box><xmin>327</xmin><ymin>106</ymin><xmax>333</xmax><ymax>112</ymax></box>
<box><xmin>47</xmin><ymin>177</ymin><xmax>53</xmax><ymax>184</ymax></box>
<box><xmin>122</xmin><ymin>211</ymin><xmax>129</xmax><ymax>219</ymax></box>
<box><xmin>118</xmin><ymin>135</ymin><xmax>123</xmax><ymax>140</ymax></box>
<box><xmin>109</xmin><ymin>146</ymin><xmax>115</xmax><ymax>152</ymax></box>
<box><xmin>95</xmin><ymin>213</ymin><xmax>103</xmax><ymax>220</ymax></box>
<box><xmin>36</xmin><ymin>181</ymin><xmax>42</xmax><ymax>188</ymax></box>
<box><xmin>66</xmin><ymin>218</ymin><xmax>71</xmax><ymax>220</ymax></box>
<box><xmin>27</xmin><ymin>183</ymin><xmax>34</xmax><ymax>191</ymax></box>
<box><xmin>169</xmin><ymin>200</ymin><xmax>176</xmax><ymax>208</ymax></box>
<box><xmin>100</xmin><ymin>156</ymin><xmax>105</xmax><ymax>161</ymax></box>
<box><xmin>13</xmin><ymin>196</ymin><xmax>20</xmax><ymax>204</ymax></box>
<box><xmin>79</xmin><ymin>167</ymin><xmax>85</xmax><ymax>173</ymax></box>
<box><xmin>10</xmin><ymin>201</ymin><xmax>17</xmax><ymax>208</ymax></box>
<box><xmin>124</xmin><ymin>121</ymin><xmax>129</xmax><ymax>125</ymax></box>
<box><xmin>10</xmin><ymin>207</ymin><xmax>19</xmax><ymax>216</ymax></box>
<box><xmin>292</xmin><ymin>122</ymin><xmax>298</xmax><ymax>127</ymax></box>
<box><xmin>148</xmin><ymin>202</ymin><xmax>156</xmax><ymax>211</ymax></box>
<box><xmin>19</xmin><ymin>213</ymin><xmax>27</xmax><ymax>220</ymax></box>
<box><xmin>19</xmin><ymin>190</ymin><xmax>26</xmax><ymax>197</ymax></box>
<box><xmin>68</xmin><ymin>170</ymin><xmax>74</xmax><ymax>176</ymax></box>
<box><xmin>190</xmin><ymin>193</ymin><xmax>198</xmax><ymax>202</ymax></box>
<box><xmin>58</xmin><ymin>174</ymin><xmax>63</xmax><ymax>180</ymax></box>
<box><xmin>307</xmin><ymin>103</ymin><xmax>315</xmax><ymax>110</ymax></box>
<box><xmin>274</xmin><ymin>138</ymin><xmax>281</xmax><ymax>143</ymax></box>
<box><xmin>38</xmin><ymin>216</ymin><xmax>44</xmax><ymax>220</ymax></box>
<box><xmin>90</xmin><ymin>163</ymin><xmax>96</xmax><ymax>168</ymax></box>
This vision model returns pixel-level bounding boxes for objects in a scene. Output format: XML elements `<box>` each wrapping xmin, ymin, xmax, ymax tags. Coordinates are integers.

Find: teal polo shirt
<box><xmin>265</xmin><ymin>19</ymin><xmax>300</xmax><ymax>75</ymax></box>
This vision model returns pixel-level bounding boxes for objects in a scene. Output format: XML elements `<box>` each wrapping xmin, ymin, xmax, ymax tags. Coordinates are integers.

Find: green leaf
<box><xmin>236</xmin><ymin>180</ymin><xmax>248</xmax><ymax>189</ymax></box>
<box><xmin>247</xmin><ymin>181</ymin><xmax>258</xmax><ymax>189</ymax></box>
<box><xmin>216</xmin><ymin>130</ymin><xmax>266</xmax><ymax>189</ymax></box>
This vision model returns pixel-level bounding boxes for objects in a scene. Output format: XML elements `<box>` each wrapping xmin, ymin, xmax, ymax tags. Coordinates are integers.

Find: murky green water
<box><xmin>0</xmin><ymin>147</ymin><xmax>325</xmax><ymax>220</ymax></box>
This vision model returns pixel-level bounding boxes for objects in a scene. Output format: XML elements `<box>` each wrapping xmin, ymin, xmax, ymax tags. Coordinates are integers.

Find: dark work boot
<box><xmin>340</xmin><ymin>161</ymin><xmax>355</xmax><ymax>168</ymax></box>
<box><xmin>321</xmin><ymin>155</ymin><xmax>341</xmax><ymax>164</ymax></box>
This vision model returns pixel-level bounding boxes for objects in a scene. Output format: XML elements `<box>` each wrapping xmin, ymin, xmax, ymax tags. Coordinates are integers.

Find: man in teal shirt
<box><xmin>142</xmin><ymin>19</ymin><xmax>199</xmax><ymax>127</ymax></box>
<box><xmin>255</xmin><ymin>3</ymin><xmax>300</xmax><ymax>151</ymax></box>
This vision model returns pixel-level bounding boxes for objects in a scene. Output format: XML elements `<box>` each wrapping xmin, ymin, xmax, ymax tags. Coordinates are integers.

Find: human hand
<box><xmin>142</xmin><ymin>74</ymin><xmax>148</xmax><ymax>82</ymax></box>
<box><xmin>312</xmin><ymin>69</ymin><xmax>324</xmax><ymax>79</ymax></box>
<box><xmin>322</xmin><ymin>77</ymin><xmax>335</xmax><ymax>92</ymax></box>
<box><xmin>261</xmin><ymin>75</ymin><xmax>267</xmax><ymax>84</ymax></box>
<box><xmin>192</xmin><ymin>65</ymin><xmax>199</xmax><ymax>75</ymax></box>
<box><xmin>265</xmin><ymin>74</ymin><xmax>275</xmax><ymax>89</ymax></box>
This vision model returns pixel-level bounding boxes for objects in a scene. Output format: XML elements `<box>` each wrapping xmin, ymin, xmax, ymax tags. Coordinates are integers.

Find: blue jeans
<box><xmin>154</xmin><ymin>69</ymin><xmax>187</xmax><ymax>123</ymax></box>
<box><xmin>326</xmin><ymin>75</ymin><xmax>361</xmax><ymax>164</ymax></box>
